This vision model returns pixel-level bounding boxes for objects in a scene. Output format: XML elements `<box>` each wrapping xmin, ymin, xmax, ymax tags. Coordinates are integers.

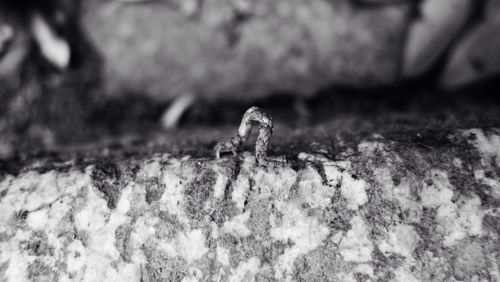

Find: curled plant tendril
<box><xmin>214</xmin><ymin>106</ymin><xmax>274</xmax><ymax>165</ymax></box>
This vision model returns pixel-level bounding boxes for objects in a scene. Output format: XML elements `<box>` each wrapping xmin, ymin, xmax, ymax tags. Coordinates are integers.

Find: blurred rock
<box><xmin>441</xmin><ymin>4</ymin><xmax>500</xmax><ymax>87</ymax></box>
<box><xmin>82</xmin><ymin>0</ymin><xmax>410</xmax><ymax>101</ymax></box>
<box><xmin>402</xmin><ymin>0</ymin><xmax>471</xmax><ymax>77</ymax></box>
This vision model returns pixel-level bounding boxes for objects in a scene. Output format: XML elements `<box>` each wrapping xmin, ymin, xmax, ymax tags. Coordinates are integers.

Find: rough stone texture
<box><xmin>81</xmin><ymin>0</ymin><xmax>410</xmax><ymax>100</ymax></box>
<box><xmin>1</xmin><ymin>128</ymin><xmax>500</xmax><ymax>281</ymax></box>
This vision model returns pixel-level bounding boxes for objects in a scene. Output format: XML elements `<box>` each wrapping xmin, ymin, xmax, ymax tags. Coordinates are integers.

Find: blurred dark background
<box><xmin>0</xmin><ymin>0</ymin><xmax>499</xmax><ymax>158</ymax></box>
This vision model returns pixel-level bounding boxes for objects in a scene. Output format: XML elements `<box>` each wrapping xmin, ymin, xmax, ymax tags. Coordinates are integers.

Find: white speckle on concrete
<box><xmin>115</xmin><ymin>183</ymin><xmax>133</xmax><ymax>215</ymax></box>
<box><xmin>130</xmin><ymin>216</ymin><xmax>159</xmax><ymax>255</ymax></box>
<box><xmin>420</xmin><ymin>170</ymin><xmax>454</xmax><ymax>208</ymax></box>
<box><xmin>229</xmin><ymin>257</ymin><xmax>260</xmax><ymax>282</ymax></box>
<box><xmin>353</xmin><ymin>263</ymin><xmax>375</xmax><ymax>278</ymax></box>
<box><xmin>339</xmin><ymin>216</ymin><xmax>373</xmax><ymax>263</ymax></box>
<box><xmin>297</xmin><ymin>166</ymin><xmax>335</xmax><ymax>209</ymax></box>
<box><xmin>137</xmin><ymin>160</ymin><xmax>163</xmax><ymax>180</ymax></box>
<box><xmin>232</xmin><ymin>174</ymin><xmax>250</xmax><ymax>211</ymax></box>
<box><xmin>26</xmin><ymin>195</ymin><xmax>72</xmax><ymax>231</ymax></box>
<box><xmin>453</xmin><ymin>158</ymin><xmax>463</xmax><ymax>168</ymax></box>
<box><xmin>252</xmin><ymin>167</ymin><xmax>298</xmax><ymax>199</ymax></box>
<box><xmin>462</xmin><ymin>129</ymin><xmax>500</xmax><ymax>166</ymax></box>
<box><xmin>229</xmin><ymin>154</ymin><xmax>258</xmax><ymax>211</ymax></box>
<box><xmin>2</xmin><ymin>252</ymin><xmax>30</xmax><ymax>282</ymax></box>
<box><xmin>340</xmin><ymin>172</ymin><xmax>368</xmax><ymax>211</ymax></box>
<box><xmin>67</xmin><ymin>221</ymin><xmax>141</xmax><ymax>281</ymax></box>
<box><xmin>25</xmin><ymin>208</ymin><xmax>49</xmax><ymax>230</ymax></box>
<box><xmin>210</xmin><ymin>222</ymin><xmax>219</xmax><ymax>239</ymax></box>
<box><xmin>391</xmin><ymin>266</ymin><xmax>420</xmax><ymax>282</ymax></box>
<box><xmin>175</xmin><ymin>229</ymin><xmax>208</xmax><ymax>264</ymax></box>
<box><xmin>336</xmin><ymin>272</ymin><xmax>357</xmax><ymax>282</ymax></box>
<box><xmin>489</xmin><ymin>254</ymin><xmax>500</xmax><ymax>281</ymax></box>
<box><xmin>378</xmin><ymin>224</ymin><xmax>421</xmax><ymax>262</ymax></box>
<box><xmin>0</xmin><ymin>171</ymin><xmax>89</xmax><ymax>230</ymax></box>
<box><xmin>74</xmin><ymin>184</ymin><xmax>120</xmax><ymax>258</ymax></box>
<box><xmin>0</xmin><ymin>170</ymin><xmax>100</xmax><ymax>281</ymax></box>
<box><xmin>102</xmin><ymin>261</ymin><xmax>141</xmax><ymax>282</ymax></box>
<box><xmin>271</xmin><ymin>203</ymin><xmax>329</xmax><ymax>280</ymax></box>
<box><xmin>419</xmin><ymin>170</ymin><xmax>484</xmax><ymax>246</ymax></box>
<box><xmin>24</xmin><ymin>172</ymin><xmax>60</xmax><ymax>211</ymax></box>
<box><xmin>62</xmin><ymin>181</ymin><xmax>135</xmax><ymax>281</ymax></box>
<box><xmin>159</xmin><ymin>162</ymin><xmax>196</xmax><ymax>225</ymax></box>
<box><xmin>297</xmin><ymin>152</ymin><xmax>311</xmax><ymax>161</ymax></box>
<box><xmin>65</xmin><ymin>239</ymin><xmax>87</xmax><ymax>279</ymax></box>
<box><xmin>374</xmin><ymin>168</ymin><xmax>405</xmax><ymax>201</ymax></box>
<box><xmin>157</xmin><ymin>240</ymin><xmax>178</xmax><ymax>258</ymax></box>
<box><xmin>298</xmin><ymin>153</ymin><xmax>342</xmax><ymax>186</ymax></box>
<box><xmin>213</xmin><ymin>169</ymin><xmax>229</xmax><ymax>200</ymax></box>
<box><xmin>437</xmin><ymin>195</ymin><xmax>484</xmax><ymax>246</ymax></box>
<box><xmin>181</xmin><ymin>275</ymin><xmax>198</xmax><ymax>282</ymax></box>
<box><xmin>298</xmin><ymin>154</ymin><xmax>368</xmax><ymax>210</ymax></box>
<box><xmin>216</xmin><ymin>246</ymin><xmax>230</xmax><ymax>266</ymax></box>
<box><xmin>330</xmin><ymin>232</ymin><xmax>343</xmax><ymax>245</ymax></box>
<box><xmin>181</xmin><ymin>267</ymin><xmax>203</xmax><ymax>282</ymax></box>
<box><xmin>358</xmin><ymin>141</ymin><xmax>387</xmax><ymax>156</ymax></box>
<box><xmin>374</xmin><ymin>168</ymin><xmax>422</xmax><ymax>223</ymax></box>
<box><xmin>222</xmin><ymin>211</ymin><xmax>251</xmax><ymax>237</ymax></box>
<box><xmin>323</xmin><ymin>161</ymin><xmax>350</xmax><ymax>186</ymax></box>
<box><xmin>474</xmin><ymin>170</ymin><xmax>500</xmax><ymax>199</ymax></box>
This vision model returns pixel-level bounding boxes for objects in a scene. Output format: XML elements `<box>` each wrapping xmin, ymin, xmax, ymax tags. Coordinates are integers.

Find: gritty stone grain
<box><xmin>0</xmin><ymin>129</ymin><xmax>499</xmax><ymax>281</ymax></box>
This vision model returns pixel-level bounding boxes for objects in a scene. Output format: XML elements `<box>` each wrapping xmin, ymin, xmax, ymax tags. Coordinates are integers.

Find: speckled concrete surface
<box><xmin>1</xmin><ymin>128</ymin><xmax>500</xmax><ymax>281</ymax></box>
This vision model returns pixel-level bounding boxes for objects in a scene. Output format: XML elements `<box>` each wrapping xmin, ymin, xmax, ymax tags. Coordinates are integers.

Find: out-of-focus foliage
<box><xmin>402</xmin><ymin>0</ymin><xmax>471</xmax><ymax>78</ymax></box>
<box><xmin>0</xmin><ymin>0</ymin><xmax>499</xmax><ymax>157</ymax></box>
<box><xmin>403</xmin><ymin>0</ymin><xmax>500</xmax><ymax>88</ymax></box>
<box><xmin>441</xmin><ymin>0</ymin><xmax>500</xmax><ymax>87</ymax></box>
<box><xmin>0</xmin><ymin>0</ymin><xmax>100</xmax><ymax>158</ymax></box>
